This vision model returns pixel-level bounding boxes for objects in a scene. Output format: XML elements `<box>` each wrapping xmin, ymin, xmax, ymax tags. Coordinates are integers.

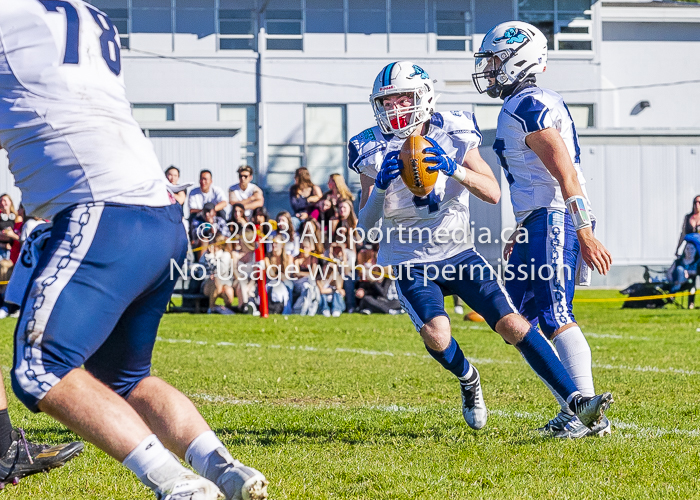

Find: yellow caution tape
<box><xmin>574</xmin><ymin>290</ymin><xmax>695</xmax><ymax>303</ymax></box>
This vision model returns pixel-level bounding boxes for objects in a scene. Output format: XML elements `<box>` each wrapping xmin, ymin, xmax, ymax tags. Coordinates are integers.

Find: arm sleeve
<box><xmin>357</xmin><ymin>187</ymin><xmax>385</xmax><ymax>233</ymax></box>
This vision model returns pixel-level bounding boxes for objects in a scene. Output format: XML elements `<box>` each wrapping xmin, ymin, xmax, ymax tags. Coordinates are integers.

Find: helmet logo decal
<box><xmin>409</xmin><ymin>65</ymin><xmax>430</xmax><ymax>79</ymax></box>
<box><xmin>495</xmin><ymin>27</ymin><xmax>528</xmax><ymax>44</ymax></box>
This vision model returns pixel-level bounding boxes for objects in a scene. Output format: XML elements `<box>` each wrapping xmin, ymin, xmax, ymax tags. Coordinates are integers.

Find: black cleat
<box><xmin>0</xmin><ymin>428</ymin><xmax>84</xmax><ymax>489</ymax></box>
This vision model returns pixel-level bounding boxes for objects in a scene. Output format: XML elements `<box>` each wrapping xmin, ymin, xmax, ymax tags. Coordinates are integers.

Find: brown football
<box><xmin>399</xmin><ymin>135</ymin><xmax>439</xmax><ymax>198</ymax></box>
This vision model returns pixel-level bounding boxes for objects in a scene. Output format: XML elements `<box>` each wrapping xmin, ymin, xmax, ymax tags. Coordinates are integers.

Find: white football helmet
<box><xmin>472</xmin><ymin>21</ymin><xmax>548</xmax><ymax>99</ymax></box>
<box><xmin>370</xmin><ymin>61</ymin><xmax>436</xmax><ymax>138</ymax></box>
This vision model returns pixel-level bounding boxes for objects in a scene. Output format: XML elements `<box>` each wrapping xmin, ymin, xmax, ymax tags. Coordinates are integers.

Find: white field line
<box><xmin>157</xmin><ymin>336</ymin><xmax>699</xmax><ymax>376</ymax></box>
<box><xmin>187</xmin><ymin>393</ymin><xmax>700</xmax><ymax>439</ymax></box>
<box><xmin>584</xmin><ymin>332</ymin><xmax>651</xmax><ymax>341</ymax></box>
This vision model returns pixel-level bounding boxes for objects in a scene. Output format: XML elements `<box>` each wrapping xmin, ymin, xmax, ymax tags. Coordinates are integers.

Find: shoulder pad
<box><xmin>504</xmin><ymin>93</ymin><xmax>552</xmax><ymax>133</ymax></box>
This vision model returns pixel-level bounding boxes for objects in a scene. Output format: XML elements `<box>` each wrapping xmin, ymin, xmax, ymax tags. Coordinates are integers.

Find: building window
<box><xmin>267</xmin><ymin>145</ymin><xmax>304</xmax><ymax>191</ymax></box>
<box><xmin>567</xmin><ymin>104</ymin><xmax>594</xmax><ymax>129</ymax></box>
<box><xmin>132</xmin><ymin>104</ymin><xmax>174</xmax><ymax>122</ymax></box>
<box><xmin>87</xmin><ymin>0</ymin><xmax>129</xmax><ymax>48</ymax></box>
<box><xmin>304</xmin><ymin>105</ymin><xmax>346</xmax><ymax>184</ymax></box>
<box><xmin>434</xmin><ymin>0</ymin><xmax>472</xmax><ymax>51</ymax></box>
<box><xmin>391</xmin><ymin>0</ymin><xmax>426</xmax><ymax>34</ymax></box>
<box><xmin>175</xmin><ymin>0</ymin><xmax>215</xmax><ymax>38</ymax></box>
<box><xmin>219</xmin><ymin>105</ymin><xmax>258</xmax><ymax>171</ymax></box>
<box><xmin>266</xmin><ymin>0</ymin><xmax>303</xmax><ymax>50</ymax></box>
<box><xmin>306</xmin><ymin>0</ymin><xmax>344</xmax><ymax>34</ymax></box>
<box><xmin>219</xmin><ymin>0</ymin><xmax>256</xmax><ymax>50</ymax></box>
<box><xmin>518</xmin><ymin>0</ymin><xmax>593</xmax><ymax>51</ymax></box>
<box><xmin>132</xmin><ymin>0</ymin><xmax>172</xmax><ymax>34</ymax></box>
<box><xmin>348</xmin><ymin>0</ymin><xmax>386</xmax><ymax>34</ymax></box>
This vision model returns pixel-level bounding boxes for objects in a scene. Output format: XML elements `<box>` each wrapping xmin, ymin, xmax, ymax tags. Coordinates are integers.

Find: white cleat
<box><xmin>536</xmin><ymin>411</ymin><xmax>576</xmax><ymax>434</ymax></box>
<box><xmin>154</xmin><ymin>471</ymin><xmax>224</xmax><ymax>500</ymax></box>
<box><xmin>588</xmin><ymin>416</ymin><xmax>612</xmax><ymax>437</ymax></box>
<box><xmin>572</xmin><ymin>392</ymin><xmax>614</xmax><ymax>427</ymax></box>
<box><xmin>206</xmin><ymin>449</ymin><xmax>269</xmax><ymax>500</ymax></box>
<box><xmin>460</xmin><ymin>367</ymin><xmax>487</xmax><ymax>430</ymax></box>
<box><xmin>551</xmin><ymin>415</ymin><xmax>591</xmax><ymax>439</ymax></box>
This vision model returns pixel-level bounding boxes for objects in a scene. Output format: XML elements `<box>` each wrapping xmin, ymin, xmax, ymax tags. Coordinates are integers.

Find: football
<box><xmin>399</xmin><ymin>135</ymin><xmax>438</xmax><ymax>198</ymax></box>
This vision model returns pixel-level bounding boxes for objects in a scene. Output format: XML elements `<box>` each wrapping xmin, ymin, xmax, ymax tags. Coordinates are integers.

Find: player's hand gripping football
<box><xmin>375</xmin><ymin>150</ymin><xmax>403</xmax><ymax>190</ymax></box>
<box><xmin>578</xmin><ymin>227</ymin><xmax>612</xmax><ymax>275</ymax></box>
<box><xmin>423</xmin><ymin>137</ymin><xmax>459</xmax><ymax>176</ymax></box>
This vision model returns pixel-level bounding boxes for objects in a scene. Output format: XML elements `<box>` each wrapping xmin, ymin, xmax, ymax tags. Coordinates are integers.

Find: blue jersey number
<box><xmin>39</xmin><ymin>1</ymin><xmax>80</xmax><ymax>64</ymax></box>
<box><xmin>412</xmin><ymin>191</ymin><xmax>441</xmax><ymax>213</ymax></box>
<box><xmin>493</xmin><ymin>138</ymin><xmax>515</xmax><ymax>185</ymax></box>
<box><xmin>86</xmin><ymin>6</ymin><xmax>122</xmax><ymax>76</ymax></box>
<box><xmin>39</xmin><ymin>1</ymin><xmax>122</xmax><ymax>76</ymax></box>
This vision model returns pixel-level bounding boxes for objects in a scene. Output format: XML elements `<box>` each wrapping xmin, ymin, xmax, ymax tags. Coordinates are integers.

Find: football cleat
<box><xmin>536</xmin><ymin>411</ymin><xmax>576</xmax><ymax>434</ymax></box>
<box><xmin>571</xmin><ymin>392</ymin><xmax>614</xmax><ymax>427</ymax></box>
<box><xmin>588</xmin><ymin>416</ymin><xmax>612</xmax><ymax>437</ymax></box>
<box><xmin>153</xmin><ymin>470</ymin><xmax>223</xmax><ymax>500</ymax></box>
<box><xmin>551</xmin><ymin>416</ymin><xmax>591</xmax><ymax>439</ymax></box>
<box><xmin>460</xmin><ymin>367</ymin><xmax>487</xmax><ymax>430</ymax></box>
<box><xmin>0</xmin><ymin>429</ymin><xmax>84</xmax><ymax>489</ymax></box>
<box><xmin>205</xmin><ymin>448</ymin><xmax>269</xmax><ymax>500</ymax></box>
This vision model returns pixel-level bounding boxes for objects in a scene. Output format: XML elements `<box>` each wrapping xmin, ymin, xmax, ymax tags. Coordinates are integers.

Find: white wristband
<box><xmin>452</xmin><ymin>165</ymin><xmax>467</xmax><ymax>182</ymax></box>
<box><xmin>565</xmin><ymin>195</ymin><xmax>592</xmax><ymax>230</ymax></box>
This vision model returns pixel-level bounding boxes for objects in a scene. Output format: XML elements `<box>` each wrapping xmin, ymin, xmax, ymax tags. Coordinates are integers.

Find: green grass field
<box><xmin>0</xmin><ymin>289</ymin><xmax>699</xmax><ymax>499</ymax></box>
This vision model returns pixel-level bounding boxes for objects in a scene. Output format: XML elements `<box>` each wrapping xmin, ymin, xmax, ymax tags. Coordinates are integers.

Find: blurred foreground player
<box><xmin>0</xmin><ymin>1</ymin><xmax>267</xmax><ymax>498</ymax></box>
<box><xmin>474</xmin><ymin>22</ymin><xmax>613</xmax><ymax>437</ymax></box>
<box><xmin>350</xmin><ymin>61</ymin><xmax>613</xmax><ymax>439</ymax></box>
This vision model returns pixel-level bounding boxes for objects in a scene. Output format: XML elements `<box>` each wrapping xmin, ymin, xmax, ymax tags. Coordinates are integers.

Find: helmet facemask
<box><xmin>474</xmin><ymin>33</ymin><xmax>537</xmax><ymax>98</ymax></box>
<box><xmin>372</xmin><ymin>87</ymin><xmax>433</xmax><ymax>139</ymax></box>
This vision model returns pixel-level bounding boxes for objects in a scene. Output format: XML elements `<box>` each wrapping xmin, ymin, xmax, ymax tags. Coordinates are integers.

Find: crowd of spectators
<box><xmin>170</xmin><ymin>165</ymin><xmax>402</xmax><ymax>317</ymax></box>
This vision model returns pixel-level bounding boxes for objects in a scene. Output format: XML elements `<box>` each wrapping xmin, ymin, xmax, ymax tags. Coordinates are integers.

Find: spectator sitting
<box><xmin>310</xmin><ymin>194</ymin><xmax>337</xmax><ymax>239</ymax></box>
<box><xmin>0</xmin><ymin>194</ymin><xmax>21</xmax><ymax>261</ymax></box>
<box><xmin>327</xmin><ymin>239</ymin><xmax>356</xmax><ymax>312</ymax></box>
<box><xmin>231</xmin><ymin>237</ymin><xmax>259</xmax><ymax>315</ymax></box>
<box><xmin>190</xmin><ymin>203</ymin><xmax>230</xmax><ymax>258</ymax></box>
<box><xmin>265</xmin><ymin>234</ymin><xmax>294</xmax><ymax>315</ymax></box>
<box><xmin>290</xmin><ymin>167</ymin><xmax>322</xmax><ymax>222</ymax></box>
<box><xmin>292</xmin><ymin>237</ymin><xmax>320</xmax><ymax>315</ymax></box>
<box><xmin>252</xmin><ymin>206</ymin><xmax>272</xmax><ymax>237</ymax></box>
<box><xmin>229</xmin><ymin>165</ymin><xmax>264</xmax><ymax>218</ymax></box>
<box><xmin>8</xmin><ymin>203</ymin><xmax>25</xmax><ymax>264</ymax></box>
<box><xmin>199</xmin><ymin>235</ymin><xmax>235</xmax><ymax>314</ymax></box>
<box><xmin>325</xmin><ymin>173</ymin><xmax>356</xmax><ymax>207</ymax></box>
<box><xmin>335</xmin><ymin>200</ymin><xmax>358</xmax><ymax>249</ymax></box>
<box><xmin>189</xmin><ymin>169</ymin><xmax>227</xmax><ymax>219</ymax></box>
<box><xmin>269</xmin><ymin>211</ymin><xmax>300</xmax><ymax>257</ymax></box>
<box><xmin>676</xmin><ymin>195</ymin><xmax>700</xmax><ymax>256</ymax></box>
<box><xmin>164</xmin><ymin>166</ymin><xmax>187</xmax><ymax>205</ymax></box>
<box><xmin>355</xmin><ymin>277</ymin><xmax>402</xmax><ymax>315</ymax></box>
<box><xmin>318</xmin><ymin>243</ymin><xmax>348</xmax><ymax>317</ymax></box>
<box><xmin>228</xmin><ymin>202</ymin><xmax>248</xmax><ymax>237</ymax></box>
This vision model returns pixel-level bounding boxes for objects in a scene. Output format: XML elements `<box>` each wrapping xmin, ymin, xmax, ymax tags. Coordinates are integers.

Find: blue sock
<box><xmin>517</xmin><ymin>327</ymin><xmax>579</xmax><ymax>403</ymax></box>
<box><xmin>425</xmin><ymin>337</ymin><xmax>471</xmax><ymax>379</ymax></box>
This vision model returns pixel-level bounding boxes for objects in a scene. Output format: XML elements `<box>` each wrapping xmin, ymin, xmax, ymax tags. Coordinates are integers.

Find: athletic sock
<box><xmin>123</xmin><ymin>435</ymin><xmax>186</xmax><ymax>491</ymax></box>
<box><xmin>185</xmin><ymin>430</ymin><xmax>232</xmax><ymax>482</ymax></box>
<box><xmin>425</xmin><ymin>337</ymin><xmax>471</xmax><ymax>379</ymax></box>
<box><xmin>519</xmin><ymin>352</ymin><xmax>573</xmax><ymax>415</ymax></box>
<box><xmin>516</xmin><ymin>327</ymin><xmax>580</xmax><ymax>404</ymax></box>
<box><xmin>553</xmin><ymin>326</ymin><xmax>595</xmax><ymax>397</ymax></box>
<box><xmin>0</xmin><ymin>409</ymin><xmax>12</xmax><ymax>457</ymax></box>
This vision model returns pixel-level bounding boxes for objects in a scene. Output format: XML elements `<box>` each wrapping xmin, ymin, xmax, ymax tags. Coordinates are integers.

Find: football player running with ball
<box><xmin>350</xmin><ymin>61</ymin><xmax>613</xmax><ymax>438</ymax></box>
<box><xmin>473</xmin><ymin>22</ymin><xmax>614</xmax><ymax>437</ymax></box>
<box><xmin>0</xmin><ymin>2</ymin><xmax>266</xmax><ymax>499</ymax></box>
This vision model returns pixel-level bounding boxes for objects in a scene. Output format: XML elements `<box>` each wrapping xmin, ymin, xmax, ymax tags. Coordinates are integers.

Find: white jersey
<box><xmin>349</xmin><ymin>111</ymin><xmax>481</xmax><ymax>266</ymax></box>
<box><xmin>0</xmin><ymin>0</ymin><xmax>171</xmax><ymax>218</ymax></box>
<box><xmin>495</xmin><ymin>86</ymin><xmax>591</xmax><ymax>224</ymax></box>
